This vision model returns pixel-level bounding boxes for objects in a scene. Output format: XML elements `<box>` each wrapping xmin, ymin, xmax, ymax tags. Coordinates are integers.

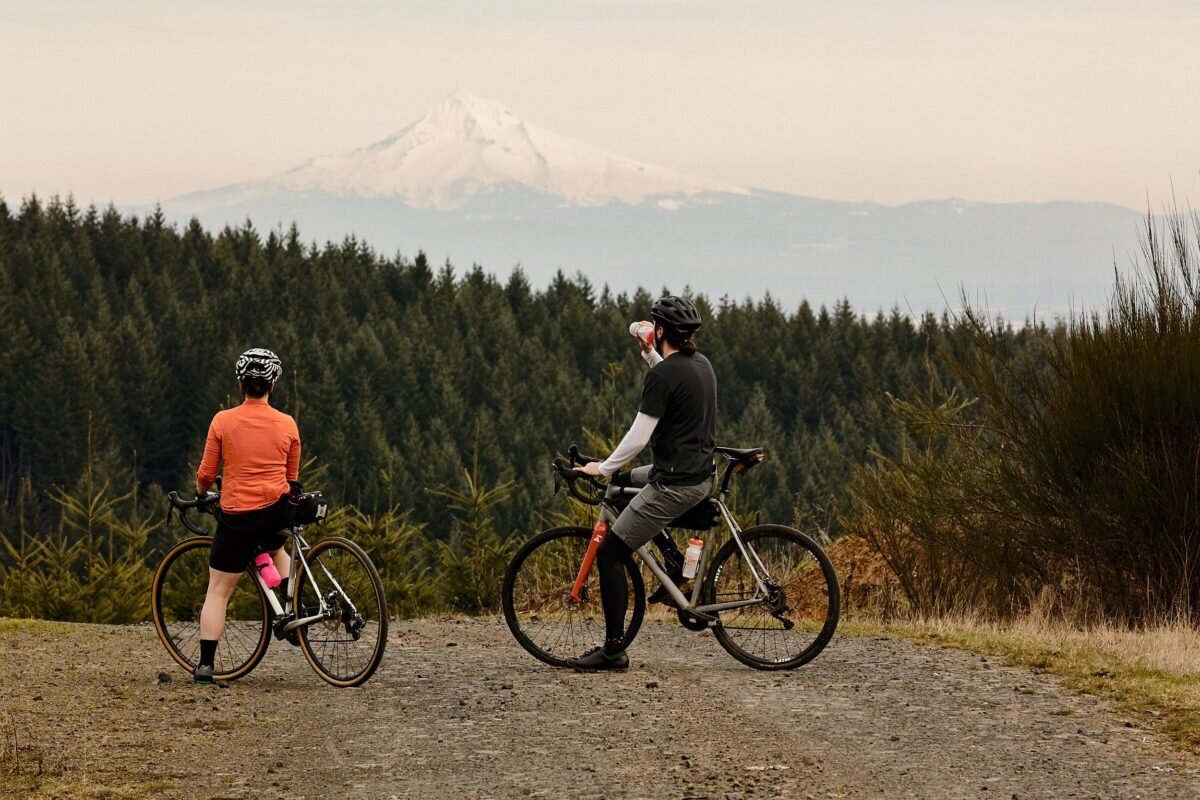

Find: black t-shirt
<box><xmin>640</xmin><ymin>351</ymin><xmax>718</xmax><ymax>486</ymax></box>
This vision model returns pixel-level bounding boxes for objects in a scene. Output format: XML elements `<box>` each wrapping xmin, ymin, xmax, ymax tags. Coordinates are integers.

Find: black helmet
<box><xmin>651</xmin><ymin>295</ymin><xmax>702</xmax><ymax>334</ymax></box>
<box><xmin>235</xmin><ymin>348</ymin><xmax>283</xmax><ymax>385</ymax></box>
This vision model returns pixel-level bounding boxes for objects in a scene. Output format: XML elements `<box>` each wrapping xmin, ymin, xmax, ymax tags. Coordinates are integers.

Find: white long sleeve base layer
<box><xmin>598</xmin><ymin>346</ymin><xmax>664</xmax><ymax>476</ymax></box>
<box><xmin>599</xmin><ymin>412</ymin><xmax>659</xmax><ymax>476</ymax></box>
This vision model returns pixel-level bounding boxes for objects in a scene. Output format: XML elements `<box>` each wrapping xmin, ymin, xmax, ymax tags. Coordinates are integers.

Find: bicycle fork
<box><xmin>569</xmin><ymin>519</ymin><xmax>609</xmax><ymax>604</ymax></box>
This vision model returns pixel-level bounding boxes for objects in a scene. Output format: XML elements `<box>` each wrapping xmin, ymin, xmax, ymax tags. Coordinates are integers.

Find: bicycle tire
<box><xmin>293</xmin><ymin>536</ymin><xmax>388</xmax><ymax>687</ymax></box>
<box><xmin>150</xmin><ymin>536</ymin><xmax>271</xmax><ymax>681</ymax></box>
<box><xmin>701</xmin><ymin>524</ymin><xmax>839</xmax><ymax>670</ymax></box>
<box><xmin>502</xmin><ymin>526</ymin><xmax>645</xmax><ymax>668</ymax></box>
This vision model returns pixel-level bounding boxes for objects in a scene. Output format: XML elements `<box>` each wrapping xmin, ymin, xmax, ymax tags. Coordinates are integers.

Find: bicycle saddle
<box><xmin>714</xmin><ymin>446</ymin><xmax>764</xmax><ymax>461</ymax></box>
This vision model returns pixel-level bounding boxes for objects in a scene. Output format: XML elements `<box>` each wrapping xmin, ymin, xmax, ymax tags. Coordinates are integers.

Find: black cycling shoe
<box><xmin>568</xmin><ymin>646</ymin><xmax>630</xmax><ymax>672</ymax></box>
<box><xmin>192</xmin><ymin>664</ymin><xmax>215</xmax><ymax>685</ymax></box>
<box><xmin>648</xmin><ymin>576</ymin><xmax>691</xmax><ymax>608</ymax></box>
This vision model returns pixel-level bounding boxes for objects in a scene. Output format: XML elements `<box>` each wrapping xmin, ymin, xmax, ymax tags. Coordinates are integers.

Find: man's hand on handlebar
<box><xmin>577</xmin><ymin>461</ymin><xmax>603</xmax><ymax>478</ymax></box>
<box><xmin>552</xmin><ymin>449</ymin><xmax>609</xmax><ymax>505</ymax></box>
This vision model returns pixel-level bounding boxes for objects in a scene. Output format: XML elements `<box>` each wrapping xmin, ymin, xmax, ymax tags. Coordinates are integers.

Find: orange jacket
<box><xmin>197</xmin><ymin>397</ymin><xmax>301</xmax><ymax>513</ymax></box>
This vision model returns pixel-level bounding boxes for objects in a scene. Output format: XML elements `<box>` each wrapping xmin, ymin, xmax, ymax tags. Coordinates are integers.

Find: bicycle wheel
<box><xmin>702</xmin><ymin>524</ymin><xmax>839</xmax><ymax>670</ymax></box>
<box><xmin>150</xmin><ymin>536</ymin><xmax>271</xmax><ymax>681</ymax></box>
<box><xmin>502</xmin><ymin>526</ymin><xmax>645</xmax><ymax>668</ymax></box>
<box><xmin>292</xmin><ymin>536</ymin><xmax>388</xmax><ymax>687</ymax></box>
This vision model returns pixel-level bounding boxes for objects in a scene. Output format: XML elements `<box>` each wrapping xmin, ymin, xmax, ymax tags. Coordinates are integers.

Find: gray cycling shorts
<box><xmin>611</xmin><ymin>466</ymin><xmax>715</xmax><ymax>550</ymax></box>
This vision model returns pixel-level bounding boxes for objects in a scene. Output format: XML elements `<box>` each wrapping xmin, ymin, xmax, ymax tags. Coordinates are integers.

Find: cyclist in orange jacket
<box><xmin>193</xmin><ymin>348</ymin><xmax>301</xmax><ymax>684</ymax></box>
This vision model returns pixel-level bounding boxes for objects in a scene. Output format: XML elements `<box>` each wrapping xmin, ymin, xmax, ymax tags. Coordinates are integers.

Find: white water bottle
<box><xmin>682</xmin><ymin>538</ymin><xmax>704</xmax><ymax>579</ymax></box>
<box><xmin>628</xmin><ymin>320</ymin><xmax>655</xmax><ymax>347</ymax></box>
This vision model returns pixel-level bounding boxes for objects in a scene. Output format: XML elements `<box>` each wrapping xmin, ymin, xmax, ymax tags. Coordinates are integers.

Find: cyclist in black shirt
<box><xmin>570</xmin><ymin>296</ymin><xmax>718</xmax><ymax>671</ymax></box>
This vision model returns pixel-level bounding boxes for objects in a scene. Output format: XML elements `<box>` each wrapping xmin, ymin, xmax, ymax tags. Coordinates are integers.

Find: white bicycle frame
<box><xmin>252</xmin><ymin>528</ymin><xmax>359</xmax><ymax>631</ymax></box>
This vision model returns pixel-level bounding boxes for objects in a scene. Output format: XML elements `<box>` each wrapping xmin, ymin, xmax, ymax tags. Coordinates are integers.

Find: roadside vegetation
<box><xmin>845</xmin><ymin>207</ymin><xmax>1200</xmax><ymax>624</ymax></box>
<box><xmin>838</xmin><ymin>206</ymin><xmax>1200</xmax><ymax>750</ymax></box>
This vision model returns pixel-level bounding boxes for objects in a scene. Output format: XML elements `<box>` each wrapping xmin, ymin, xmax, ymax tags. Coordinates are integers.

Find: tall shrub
<box><xmin>847</xmin><ymin>209</ymin><xmax>1200</xmax><ymax>622</ymax></box>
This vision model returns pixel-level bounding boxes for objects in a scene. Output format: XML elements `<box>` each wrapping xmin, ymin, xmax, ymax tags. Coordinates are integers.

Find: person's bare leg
<box><xmin>197</xmin><ymin>568</ymin><xmax>241</xmax><ymax>677</ymax></box>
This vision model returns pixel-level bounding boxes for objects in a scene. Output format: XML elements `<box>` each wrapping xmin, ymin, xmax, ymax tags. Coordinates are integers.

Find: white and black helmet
<box><xmin>234</xmin><ymin>348</ymin><xmax>283</xmax><ymax>385</ymax></box>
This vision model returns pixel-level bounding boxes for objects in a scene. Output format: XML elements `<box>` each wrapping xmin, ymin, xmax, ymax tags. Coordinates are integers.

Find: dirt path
<box><xmin>2</xmin><ymin>618</ymin><xmax>1198</xmax><ymax>799</ymax></box>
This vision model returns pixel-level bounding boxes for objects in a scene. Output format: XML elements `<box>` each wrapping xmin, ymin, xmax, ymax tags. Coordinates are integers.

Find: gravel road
<box><xmin>2</xmin><ymin>617</ymin><xmax>1198</xmax><ymax>799</ymax></box>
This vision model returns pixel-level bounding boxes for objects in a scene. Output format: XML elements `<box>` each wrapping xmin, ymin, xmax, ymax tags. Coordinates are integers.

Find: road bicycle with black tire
<box><xmin>151</xmin><ymin>489</ymin><xmax>388</xmax><ymax>687</ymax></box>
<box><xmin>502</xmin><ymin>445</ymin><xmax>840</xmax><ymax>670</ymax></box>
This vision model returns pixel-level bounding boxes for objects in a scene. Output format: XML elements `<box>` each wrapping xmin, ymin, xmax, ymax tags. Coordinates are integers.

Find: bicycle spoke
<box><xmin>296</xmin><ymin>539</ymin><xmax>387</xmax><ymax>686</ymax></box>
<box><xmin>153</xmin><ymin>538</ymin><xmax>270</xmax><ymax>680</ymax></box>
<box><xmin>503</xmin><ymin>528</ymin><xmax>644</xmax><ymax>666</ymax></box>
<box><xmin>707</xmin><ymin>526</ymin><xmax>838</xmax><ymax>669</ymax></box>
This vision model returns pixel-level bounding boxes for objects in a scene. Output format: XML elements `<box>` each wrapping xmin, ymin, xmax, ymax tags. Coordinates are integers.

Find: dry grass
<box><xmin>0</xmin><ymin>711</ymin><xmax>64</xmax><ymax>798</ymax></box>
<box><xmin>846</xmin><ymin>611</ymin><xmax>1200</xmax><ymax>752</ymax></box>
<box><xmin>0</xmin><ymin>618</ymin><xmax>80</xmax><ymax>635</ymax></box>
<box><xmin>1</xmin><ymin>709</ymin><xmax>182</xmax><ymax>799</ymax></box>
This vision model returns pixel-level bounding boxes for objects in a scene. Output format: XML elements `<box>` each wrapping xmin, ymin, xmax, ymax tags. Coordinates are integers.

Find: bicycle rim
<box><xmin>502</xmin><ymin>526</ymin><xmax>645</xmax><ymax>668</ymax></box>
<box><xmin>150</xmin><ymin>537</ymin><xmax>271</xmax><ymax>681</ymax></box>
<box><xmin>294</xmin><ymin>537</ymin><xmax>389</xmax><ymax>687</ymax></box>
<box><xmin>704</xmin><ymin>525</ymin><xmax>840</xmax><ymax>670</ymax></box>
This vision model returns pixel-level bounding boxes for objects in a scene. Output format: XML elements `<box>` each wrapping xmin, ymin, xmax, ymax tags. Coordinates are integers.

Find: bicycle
<box><xmin>502</xmin><ymin>445</ymin><xmax>840</xmax><ymax>670</ymax></box>
<box><xmin>151</xmin><ymin>488</ymin><xmax>388</xmax><ymax>687</ymax></box>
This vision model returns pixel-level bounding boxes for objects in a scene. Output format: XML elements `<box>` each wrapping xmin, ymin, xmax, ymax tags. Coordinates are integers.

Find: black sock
<box><xmin>603</xmin><ymin>637</ymin><xmax>625</xmax><ymax>656</ymax></box>
<box><xmin>278</xmin><ymin>577</ymin><xmax>289</xmax><ymax>599</ymax></box>
<box><xmin>199</xmin><ymin>639</ymin><xmax>218</xmax><ymax>668</ymax></box>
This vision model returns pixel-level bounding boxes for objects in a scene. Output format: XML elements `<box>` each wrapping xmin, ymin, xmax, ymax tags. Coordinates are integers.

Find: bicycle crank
<box><xmin>677</xmin><ymin>607</ymin><xmax>718</xmax><ymax>632</ymax></box>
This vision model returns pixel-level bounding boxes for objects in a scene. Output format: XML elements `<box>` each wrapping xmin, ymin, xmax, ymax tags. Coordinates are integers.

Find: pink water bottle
<box><xmin>254</xmin><ymin>552</ymin><xmax>281</xmax><ymax>589</ymax></box>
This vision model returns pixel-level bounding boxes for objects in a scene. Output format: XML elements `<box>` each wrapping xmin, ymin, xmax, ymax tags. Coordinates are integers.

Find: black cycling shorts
<box><xmin>209</xmin><ymin>497</ymin><xmax>292</xmax><ymax>574</ymax></box>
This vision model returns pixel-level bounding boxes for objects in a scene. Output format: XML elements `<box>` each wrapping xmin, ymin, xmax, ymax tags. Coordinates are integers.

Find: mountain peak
<box><xmin>240</xmin><ymin>91</ymin><xmax>746</xmax><ymax>210</ymax></box>
<box><xmin>414</xmin><ymin>90</ymin><xmax>523</xmax><ymax>141</ymax></box>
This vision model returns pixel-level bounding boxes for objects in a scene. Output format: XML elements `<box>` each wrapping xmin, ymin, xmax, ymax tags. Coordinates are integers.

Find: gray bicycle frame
<box><xmin>598</xmin><ymin>470</ymin><xmax>776</xmax><ymax>616</ymax></box>
<box><xmin>252</xmin><ymin>528</ymin><xmax>358</xmax><ymax>631</ymax></box>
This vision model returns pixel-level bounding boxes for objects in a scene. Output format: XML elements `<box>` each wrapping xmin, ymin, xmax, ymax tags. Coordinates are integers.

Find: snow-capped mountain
<box><xmin>172</xmin><ymin>90</ymin><xmax>745</xmax><ymax>212</ymax></box>
<box><xmin>155</xmin><ymin>91</ymin><xmax>1143</xmax><ymax>318</ymax></box>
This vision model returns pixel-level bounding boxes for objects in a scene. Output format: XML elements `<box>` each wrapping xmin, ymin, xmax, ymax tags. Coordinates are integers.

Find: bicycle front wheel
<box><xmin>502</xmin><ymin>526</ymin><xmax>645</xmax><ymax>668</ymax></box>
<box><xmin>702</xmin><ymin>525</ymin><xmax>840</xmax><ymax>670</ymax></box>
<box><xmin>150</xmin><ymin>536</ymin><xmax>271</xmax><ymax>681</ymax></box>
<box><xmin>293</xmin><ymin>536</ymin><xmax>388</xmax><ymax>687</ymax></box>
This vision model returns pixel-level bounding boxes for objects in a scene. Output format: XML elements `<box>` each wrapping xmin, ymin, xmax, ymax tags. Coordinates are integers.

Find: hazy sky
<box><xmin>2</xmin><ymin>0</ymin><xmax>1197</xmax><ymax>210</ymax></box>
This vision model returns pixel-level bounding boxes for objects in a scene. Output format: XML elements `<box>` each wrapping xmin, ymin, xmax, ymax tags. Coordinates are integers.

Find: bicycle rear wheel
<box><xmin>150</xmin><ymin>536</ymin><xmax>271</xmax><ymax>681</ymax></box>
<box><xmin>293</xmin><ymin>536</ymin><xmax>388</xmax><ymax>687</ymax></box>
<box><xmin>702</xmin><ymin>525</ymin><xmax>839</xmax><ymax>670</ymax></box>
<box><xmin>502</xmin><ymin>526</ymin><xmax>645</xmax><ymax>667</ymax></box>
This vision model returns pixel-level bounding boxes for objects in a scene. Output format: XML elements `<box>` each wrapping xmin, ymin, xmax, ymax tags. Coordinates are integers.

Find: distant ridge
<box><xmin>152</xmin><ymin>92</ymin><xmax>1142</xmax><ymax>318</ymax></box>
